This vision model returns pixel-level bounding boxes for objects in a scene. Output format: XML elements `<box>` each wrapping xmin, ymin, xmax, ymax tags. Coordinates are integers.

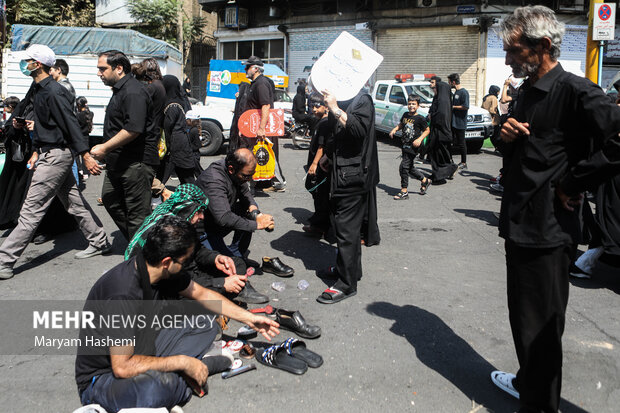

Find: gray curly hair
<box><xmin>499</xmin><ymin>5</ymin><xmax>565</xmax><ymax>60</ymax></box>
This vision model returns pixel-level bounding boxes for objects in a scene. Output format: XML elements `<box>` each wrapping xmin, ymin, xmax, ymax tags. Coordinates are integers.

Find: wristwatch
<box><xmin>248</xmin><ymin>209</ymin><xmax>261</xmax><ymax>220</ymax></box>
<box><xmin>334</xmin><ymin>109</ymin><xmax>343</xmax><ymax>119</ymax></box>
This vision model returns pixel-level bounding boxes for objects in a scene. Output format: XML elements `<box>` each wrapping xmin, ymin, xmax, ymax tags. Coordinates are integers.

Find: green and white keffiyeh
<box><xmin>124</xmin><ymin>183</ymin><xmax>209</xmax><ymax>260</ymax></box>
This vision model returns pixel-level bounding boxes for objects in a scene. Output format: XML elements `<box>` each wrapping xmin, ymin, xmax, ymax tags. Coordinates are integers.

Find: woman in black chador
<box><xmin>427</xmin><ymin>80</ymin><xmax>457</xmax><ymax>185</ymax></box>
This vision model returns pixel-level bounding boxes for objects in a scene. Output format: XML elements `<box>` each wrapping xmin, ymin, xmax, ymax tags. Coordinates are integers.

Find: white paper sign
<box><xmin>594</xmin><ymin>3</ymin><xmax>616</xmax><ymax>41</ymax></box>
<box><xmin>310</xmin><ymin>31</ymin><xmax>383</xmax><ymax>101</ymax></box>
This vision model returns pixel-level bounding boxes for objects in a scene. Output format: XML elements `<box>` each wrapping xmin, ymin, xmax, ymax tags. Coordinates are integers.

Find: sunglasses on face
<box><xmin>311</xmin><ymin>103</ymin><xmax>324</xmax><ymax>108</ymax></box>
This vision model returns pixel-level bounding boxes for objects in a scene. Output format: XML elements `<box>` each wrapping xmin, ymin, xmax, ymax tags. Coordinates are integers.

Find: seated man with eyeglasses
<box><xmin>196</xmin><ymin>148</ymin><xmax>294</xmax><ymax>277</ymax></box>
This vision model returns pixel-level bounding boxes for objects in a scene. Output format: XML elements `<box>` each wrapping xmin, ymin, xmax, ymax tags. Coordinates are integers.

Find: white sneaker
<box><xmin>491</xmin><ymin>370</ymin><xmax>519</xmax><ymax>399</ymax></box>
<box><xmin>75</xmin><ymin>243</ymin><xmax>112</xmax><ymax>259</ymax></box>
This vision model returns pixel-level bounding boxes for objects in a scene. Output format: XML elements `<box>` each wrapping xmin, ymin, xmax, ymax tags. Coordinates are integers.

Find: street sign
<box><xmin>456</xmin><ymin>5</ymin><xmax>476</xmax><ymax>14</ymax></box>
<box><xmin>593</xmin><ymin>3</ymin><xmax>616</xmax><ymax>41</ymax></box>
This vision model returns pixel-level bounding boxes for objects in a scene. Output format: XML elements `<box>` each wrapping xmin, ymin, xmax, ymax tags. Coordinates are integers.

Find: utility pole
<box><xmin>586</xmin><ymin>0</ymin><xmax>604</xmax><ymax>84</ymax></box>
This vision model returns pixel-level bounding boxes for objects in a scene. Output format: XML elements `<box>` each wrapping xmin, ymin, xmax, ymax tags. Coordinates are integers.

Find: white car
<box><xmin>372</xmin><ymin>77</ymin><xmax>493</xmax><ymax>152</ymax></box>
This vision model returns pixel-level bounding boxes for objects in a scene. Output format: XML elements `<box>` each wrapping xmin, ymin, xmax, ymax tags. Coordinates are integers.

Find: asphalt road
<box><xmin>1</xmin><ymin>137</ymin><xmax>618</xmax><ymax>412</ymax></box>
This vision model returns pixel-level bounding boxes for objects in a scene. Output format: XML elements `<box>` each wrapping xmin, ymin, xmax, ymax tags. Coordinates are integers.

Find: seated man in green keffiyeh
<box><xmin>125</xmin><ymin>183</ymin><xmax>269</xmax><ymax>304</ymax></box>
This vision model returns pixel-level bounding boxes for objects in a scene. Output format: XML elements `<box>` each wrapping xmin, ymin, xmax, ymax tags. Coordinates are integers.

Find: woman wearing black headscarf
<box><xmin>162</xmin><ymin>75</ymin><xmax>196</xmax><ymax>184</ymax></box>
<box><xmin>427</xmin><ymin>80</ymin><xmax>457</xmax><ymax>185</ymax></box>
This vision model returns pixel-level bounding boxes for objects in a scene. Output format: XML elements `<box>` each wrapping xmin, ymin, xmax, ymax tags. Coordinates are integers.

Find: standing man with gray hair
<box><xmin>491</xmin><ymin>6</ymin><xmax>620</xmax><ymax>412</ymax></box>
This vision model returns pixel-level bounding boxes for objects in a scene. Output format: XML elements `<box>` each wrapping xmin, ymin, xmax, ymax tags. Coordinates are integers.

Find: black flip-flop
<box><xmin>280</xmin><ymin>337</ymin><xmax>323</xmax><ymax>368</ymax></box>
<box><xmin>316</xmin><ymin>287</ymin><xmax>356</xmax><ymax>304</ymax></box>
<box><xmin>255</xmin><ymin>344</ymin><xmax>308</xmax><ymax>375</ymax></box>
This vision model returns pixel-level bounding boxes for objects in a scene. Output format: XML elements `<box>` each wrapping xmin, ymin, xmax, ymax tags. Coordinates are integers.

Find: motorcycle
<box><xmin>285</xmin><ymin>117</ymin><xmax>311</xmax><ymax>149</ymax></box>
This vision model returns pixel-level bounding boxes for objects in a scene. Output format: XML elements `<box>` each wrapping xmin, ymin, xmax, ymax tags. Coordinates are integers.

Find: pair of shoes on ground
<box><xmin>75</xmin><ymin>242</ymin><xmax>112</xmax><ymax>259</ymax></box>
<box><xmin>256</xmin><ymin>337</ymin><xmax>323</xmax><ymax>375</ymax></box>
<box><xmin>273</xmin><ymin>308</ymin><xmax>321</xmax><ymax>339</ymax></box>
<box><xmin>490</xmin><ymin>183</ymin><xmax>504</xmax><ymax>193</ymax></box>
<box><xmin>262</xmin><ymin>256</ymin><xmax>294</xmax><ymax>277</ymax></box>
<box><xmin>458</xmin><ymin>162</ymin><xmax>468</xmax><ymax>170</ymax></box>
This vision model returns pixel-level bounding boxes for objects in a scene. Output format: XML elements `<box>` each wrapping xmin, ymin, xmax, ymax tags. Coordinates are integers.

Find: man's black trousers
<box><xmin>452</xmin><ymin>127</ymin><xmax>467</xmax><ymax>164</ymax></box>
<box><xmin>505</xmin><ymin>241</ymin><xmax>571</xmax><ymax>413</ymax></box>
<box><xmin>330</xmin><ymin>192</ymin><xmax>367</xmax><ymax>293</ymax></box>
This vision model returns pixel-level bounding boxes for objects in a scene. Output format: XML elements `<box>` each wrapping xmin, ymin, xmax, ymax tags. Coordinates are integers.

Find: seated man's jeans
<box><xmin>201</xmin><ymin>229</ymin><xmax>252</xmax><ymax>258</ymax></box>
<box><xmin>79</xmin><ymin>317</ymin><xmax>218</xmax><ymax>411</ymax></box>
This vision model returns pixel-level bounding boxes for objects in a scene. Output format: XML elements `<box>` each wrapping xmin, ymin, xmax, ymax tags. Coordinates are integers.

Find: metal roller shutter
<box><xmin>288</xmin><ymin>26</ymin><xmax>373</xmax><ymax>94</ymax></box>
<box><xmin>376</xmin><ymin>26</ymin><xmax>480</xmax><ymax>103</ymax></box>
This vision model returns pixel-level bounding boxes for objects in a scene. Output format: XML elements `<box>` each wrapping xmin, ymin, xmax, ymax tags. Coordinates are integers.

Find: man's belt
<box><xmin>38</xmin><ymin>144</ymin><xmax>65</xmax><ymax>153</ymax></box>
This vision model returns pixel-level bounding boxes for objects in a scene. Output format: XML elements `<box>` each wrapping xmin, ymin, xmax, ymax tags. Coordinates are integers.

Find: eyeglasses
<box><xmin>311</xmin><ymin>103</ymin><xmax>324</xmax><ymax>108</ymax></box>
<box><xmin>240</xmin><ymin>172</ymin><xmax>254</xmax><ymax>180</ymax></box>
<box><xmin>245</xmin><ymin>65</ymin><xmax>254</xmax><ymax>72</ymax></box>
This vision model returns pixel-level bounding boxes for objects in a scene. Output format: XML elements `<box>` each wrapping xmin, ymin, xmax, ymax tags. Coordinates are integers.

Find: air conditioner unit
<box><xmin>418</xmin><ymin>0</ymin><xmax>437</xmax><ymax>7</ymax></box>
<box><xmin>225</xmin><ymin>5</ymin><xmax>249</xmax><ymax>29</ymax></box>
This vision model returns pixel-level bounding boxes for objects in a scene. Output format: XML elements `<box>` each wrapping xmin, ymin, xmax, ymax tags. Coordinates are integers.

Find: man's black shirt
<box><xmin>103</xmin><ymin>75</ymin><xmax>159</xmax><ymax>170</ymax></box>
<box><xmin>31</xmin><ymin>76</ymin><xmax>88</xmax><ymax>154</ymax></box>
<box><xmin>499</xmin><ymin>64</ymin><xmax>620</xmax><ymax>247</ymax></box>
<box><xmin>196</xmin><ymin>159</ymin><xmax>258</xmax><ymax>233</ymax></box>
<box><xmin>245</xmin><ymin>74</ymin><xmax>274</xmax><ymax>111</ymax></box>
<box><xmin>74</xmin><ymin>255</ymin><xmax>191</xmax><ymax>393</ymax></box>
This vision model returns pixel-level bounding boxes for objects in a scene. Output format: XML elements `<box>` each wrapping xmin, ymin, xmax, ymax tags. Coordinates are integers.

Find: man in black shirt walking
<box><xmin>242</xmin><ymin>56</ymin><xmax>286</xmax><ymax>191</ymax></box>
<box><xmin>91</xmin><ymin>50</ymin><xmax>159</xmax><ymax>241</ymax></box>
<box><xmin>0</xmin><ymin>44</ymin><xmax>109</xmax><ymax>279</ymax></box>
<box><xmin>490</xmin><ymin>6</ymin><xmax>620</xmax><ymax>412</ymax></box>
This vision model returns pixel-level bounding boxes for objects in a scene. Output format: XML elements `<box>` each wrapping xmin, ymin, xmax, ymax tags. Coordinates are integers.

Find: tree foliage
<box><xmin>128</xmin><ymin>0</ymin><xmax>208</xmax><ymax>62</ymax></box>
<box><xmin>6</xmin><ymin>0</ymin><xmax>95</xmax><ymax>27</ymax></box>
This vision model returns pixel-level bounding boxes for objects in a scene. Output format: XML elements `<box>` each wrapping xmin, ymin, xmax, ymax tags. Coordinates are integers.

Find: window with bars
<box><xmin>220</xmin><ymin>39</ymin><xmax>285</xmax><ymax>69</ymax></box>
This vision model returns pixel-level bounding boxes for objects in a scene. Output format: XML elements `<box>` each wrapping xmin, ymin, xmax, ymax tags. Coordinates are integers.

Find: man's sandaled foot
<box><xmin>316</xmin><ymin>287</ymin><xmax>356</xmax><ymax>304</ymax></box>
<box><xmin>393</xmin><ymin>191</ymin><xmax>409</xmax><ymax>200</ymax></box>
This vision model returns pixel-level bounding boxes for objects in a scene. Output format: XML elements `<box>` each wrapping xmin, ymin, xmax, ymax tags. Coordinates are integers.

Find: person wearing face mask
<box><xmin>195</xmin><ymin>148</ymin><xmax>294</xmax><ymax>277</ymax></box>
<box><xmin>0</xmin><ymin>44</ymin><xmax>110</xmax><ymax>280</ymax></box>
<box><xmin>90</xmin><ymin>50</ymin><xmax>159</xmax><ymax>241</ymax></box>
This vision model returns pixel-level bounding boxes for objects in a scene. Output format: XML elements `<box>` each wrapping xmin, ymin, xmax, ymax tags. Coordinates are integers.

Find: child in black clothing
<box><xmin>76</xmin><ymin>96</ymin><xmax>94</xmax><ymax>183</ymax></box>
<box><xmin>302</xmin><ymin>93</ymin><xmax>331</xmax><ymax>235</ymax></box>
<box><xmin>389</xmin><ymin>95</ymin><xmax>431</xmax><ymax>199</ymax></box>
<box><xmin>185</xmin><ymin>110</ymin><xmax>204</xmax><ymax>177</ymax></box>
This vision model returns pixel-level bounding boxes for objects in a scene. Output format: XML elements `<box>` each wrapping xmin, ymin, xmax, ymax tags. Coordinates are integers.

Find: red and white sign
<box><xmin>594</xmin><ymin>3</ymin><xmax>616</xmax><ymax>41</ymax></box>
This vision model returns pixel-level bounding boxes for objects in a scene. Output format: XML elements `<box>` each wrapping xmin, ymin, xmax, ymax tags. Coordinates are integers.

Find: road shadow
<box><xmin>283</xmin><ymin>207</ymin><xmax>312</xmax><ymax>225</ymax></box>
<box><xmin>453</xmin><ymin>208</ymin><xmax>499</xmax><ymax>227</ymax></box>
<box><xmin>269</xmin><ymin>229</ymin><xmax>336</xmax><ymax>278</ymax></box>
<box><xmin>459</xmin><ymin>169</ymin><xmax>494</xmax><ymax>181</ymax></box>
<box><xmin>377</xmin><ymin>183</ymin><xmax>400</xmax><ymax>198</ymax></box>
<box><xmin>469</xmin><ymin>178</ymin><xmax>503</xmax><ymax>198</ymax></box>
<box><xmin>366</xmin><ymin>302</ymin><xmax>589</xmax><ymax>413</ymax></box>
